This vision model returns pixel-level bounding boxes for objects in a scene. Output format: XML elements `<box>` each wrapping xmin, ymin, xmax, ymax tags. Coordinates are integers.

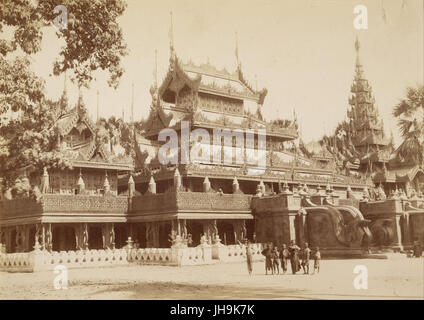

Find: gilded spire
<box><xmin>63</xmin><ymin>70</ymin><xmax>68</xmax><ymax>95</ymax></box>
<box><xmin>355</xmin><ymin>36</ymin><xmax>361</xmax><ymax>67</ymax></box>
<box><xmin>154</xmin><ymin>49</ymin><xmax>158</xmax><ymax>88</ymax></box>
<box><xmin>77</xmin><ymin>86</ymin><xmax>83</xmax><ymax>113</ymax></box>
<box><xmin>130</xmin><ymin>83</ymin><xmax>134</xmax><ymax>124</ymax></box>
<box><xmin>96</xmin><ymin>90</ymin><xmax>99</xmax><ymax>122</ymax></box>
<box><xmin>59</xmin><ymin>71</ymin><xmax>68</xmax><ymax>111</ymax></box>
<box><xmin>235</xmin><ymin>31</ymin><xmax>240</xmax><ymax>69</ymax></box>
<box><xmin>169</xmin><ymin>11</ymin><xmax>175</xmax><ymax>60</ymax></box>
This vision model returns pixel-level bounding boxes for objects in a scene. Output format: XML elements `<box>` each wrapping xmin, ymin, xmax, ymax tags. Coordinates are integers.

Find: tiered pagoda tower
<box><xmin>347</xmin><ymin>37</ymin><xmax>390</xmax><ymax>174</ymax></box>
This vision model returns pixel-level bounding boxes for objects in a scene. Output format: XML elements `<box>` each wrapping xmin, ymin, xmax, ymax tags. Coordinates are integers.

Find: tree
<box><xmin>0</xmin><ymin>0</ymin><xmax>128</xmax><ymax>189</ymax></box>
<box><xmin>393</xmin><ymin>85</ymin><xmax>424</xmax><ymax>164</ymax></box>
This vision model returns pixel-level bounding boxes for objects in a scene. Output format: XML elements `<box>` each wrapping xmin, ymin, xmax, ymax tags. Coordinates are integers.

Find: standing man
<box><xmin>288</xmin><ymin>240</ymin><xmax>300</xmax><ymax>274</ymax></box>
<box><xmin>413</xmin><ymin>238</ymin><xmax>422</xmax><ymax>258</ymax></box>
<box><xmin>312</xmin><ymin>247</ymin><xmax>321</xmax><ymax>274</ymax></box>
<box><xmin>279</xmin><ymin>244</ymin><xmax>289</xmax><ymax>274</ymax></box>
<box><xmin>261</xmin><ymin>242</ymin><xmax>273</xmax><ymax>275</ymax></box>
<box><xmin>271</xmin><ymin>246</ymin><xmax>280</xmax><ymax>275</ymax></box>
<box><xmin>301</xmin><ymin>242</ymin><xmax>311</xmax><ymax>274</ymax></box>
<box><xmin>245</xmin><ymin>240</ymin><xmax>253</xmax><ymax>276</ymax></box>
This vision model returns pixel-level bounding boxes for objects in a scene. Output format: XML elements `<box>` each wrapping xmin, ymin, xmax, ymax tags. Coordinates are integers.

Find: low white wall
<box><xmin>213</xmin><ymin>243</ymin><xmax>265</xmax><ymax>262</ymax></box>
<box><xmin>0</xmin><ymin>245</ymin><xmax>214</xmax><ymax>272</ymax></box>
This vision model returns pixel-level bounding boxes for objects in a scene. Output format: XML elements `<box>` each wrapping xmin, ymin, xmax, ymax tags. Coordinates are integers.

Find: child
<box><xmin>312</xmin><ymin>247</ymin><xmax>321</xmax><ymax>274</ymax></box>
<box><xmin>301</xmin><ymin>242</ymin><xmax>311</xmax><ymax>274</ymax></box>
<box><xmin>280</xmin><ymin>244</ymin><xmax>289</xmax><ymax>274</ymax></box>
<box><xmin>271</xmin><ymin>246</ymin><xmax>280</xmax><ymax>275</ymax></box>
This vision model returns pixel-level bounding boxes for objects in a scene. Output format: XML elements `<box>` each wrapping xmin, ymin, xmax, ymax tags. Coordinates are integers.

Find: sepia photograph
<box><xmin>0</xmin><ymin>0</ymin><xmax>423</xmax><ymax>304</ymax></box>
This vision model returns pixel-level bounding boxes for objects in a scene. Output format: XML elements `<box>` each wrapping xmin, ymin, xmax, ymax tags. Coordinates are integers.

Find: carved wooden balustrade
<box><xmin>41</xmin><ymin>194</ymin><xmax>129</xmax><ymax>213</ymax></box>
<box><xmin>130</xmin><ymin>192</ymin><xmax>178</xmax><ymax>213</ymax></box>
<box><xmin>0</xmin><ymin>194</ymin><xmax>129</xmax><ymax>221</ymax></box>
<box><xmin>0</xmin><ymin>198</ymin><xmax>43</xmax><ymax>219</ymax></box>
<box><xmin>129</xmin><ymin>191</ymin><xmax>252</xmax><ymax>214</ymax></box>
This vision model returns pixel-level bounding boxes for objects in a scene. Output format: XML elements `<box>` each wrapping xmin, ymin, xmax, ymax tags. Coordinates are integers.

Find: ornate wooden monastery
<box><xmin>118</xmin><ymin>40</ymin><xmax>371</xmax><ymax>250</ymax></box>
<box><xmin>0</xmin><ymin>37</ymin><xmax>423</xmax><ymax>257</ymax></box>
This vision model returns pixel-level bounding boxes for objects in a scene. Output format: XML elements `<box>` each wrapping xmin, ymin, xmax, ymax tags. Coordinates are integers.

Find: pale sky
<box><xmin>25</xmin><ymin>0</ymin><xmax>424</xmax><ymax>146</ymax></box>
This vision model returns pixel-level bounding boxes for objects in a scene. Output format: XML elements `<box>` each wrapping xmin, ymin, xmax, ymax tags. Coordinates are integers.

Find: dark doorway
<box><xmin>88</xmin><ymin>226</ymin><xmax>103</xmax><ymax>250</ymax></box>
<box><xmin>246</xmin><ymin>220</ymin><xmax>255</xmax><ymax>242</ymax></box>
<box><xmin>114</xmin><ymin>224</ymin><xmax>128</xmax><ymax>248</ymax></box>
<box><xmin>159</xmin><ymin>222</ymin><xmax>172</xmax><ymax>248</ymax></box>
<box><xmin>187</xmin><ymin>221</ymin><xmax>203</xmax><ymax>246</ymax></box>
<box><xmin>239</xmin><ymin>180</ymin><xmax>258</xmax><ymax>195</ymax></box>
<box><xmin>133</xmin><ymin>223</ymin><xmax>146</xmax><ymax>248</ymax></box>
<box><xmin>217</xmin><ymin>221</ymin><xmax>235</xmax><ymax>245</ymax></box>
<box><xmin>9</xmin><ymin>228</ymin><xmax>17</xmax><ymax>253</ymax></box>
<box><xmin>28</xmin><ymin>226</ymin><xmax>36</xmax><ymax>252</ymax></box>
<box><xmin>52</xmin><ymin>225</ymin><xmax>76</xmax><ymax>252</ymax></box>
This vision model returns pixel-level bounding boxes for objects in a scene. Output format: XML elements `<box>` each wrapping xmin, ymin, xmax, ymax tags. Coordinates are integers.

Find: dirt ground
<box><xmin>0</xmin><ymin>256</ymin><xmax>423</xmax><ymax>300</ymax></box>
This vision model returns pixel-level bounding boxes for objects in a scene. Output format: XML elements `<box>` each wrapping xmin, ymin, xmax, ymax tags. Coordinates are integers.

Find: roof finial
<box><xmin>130</xmin><ymin>83</ymin><xmax>134</xmax><ymax>124</ymax></box>
<box><xmin>154</xmin><ymin>49</ymin><xmax>158</xmax><ymax>88</ymax></box>
<box><xmin>169</xmin><ymin>11</ymin><xmax>175</xmax><ymax>58</ymax></box>
<box><xmin>355</xmin><ymin>36</ymin><xmax>360</xmax><ymax>66</ymax></box>
<box><xmin>96</xmin><ymin>89</ymin><xmax>99</xmax><ymax>122</ymax></box>
<box><xmin>63</xmin><ymin>70</ymin><xmax>67</xmax><ymax>95</ymax></box>
<box><xmin>235</xmin><ymin>31</ymin><xmax>240</xmax><ymax>69</ymax></box>
<box><xmin>60</xmin><ymin>70</ymin><xmax>69</xmax><ymax>110</ymax></box>
<box><xmin>77</xmin><ymin>86</ymin><xmax>83</xmax><ymax>112</ymax></box>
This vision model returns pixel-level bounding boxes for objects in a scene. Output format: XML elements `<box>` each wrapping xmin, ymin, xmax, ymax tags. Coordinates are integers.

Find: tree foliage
<box><xmin>393</xmin><ymin>85</ymin><xmax>424</xmax><ymax>164</ymax></box>
<box><xmin>0</xmin><ymin>0</ymin><xmax>128</xmax><ymax>189</ymax></box>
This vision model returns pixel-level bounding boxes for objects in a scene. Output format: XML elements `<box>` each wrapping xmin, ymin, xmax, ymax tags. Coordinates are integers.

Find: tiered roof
<box><xmin>347</xmin><ymin>38</ymin><xmax>389</xmax><ymax>151</ymax></box>
<box><xmin>54</xmin><ymin>93</ymin><xmax>133</xmax><ymax>171</ymax></box>
<box><xmin>143</xmin><ymin>44</ymin><xmax>295</xmax><ymax>142</ymax></box>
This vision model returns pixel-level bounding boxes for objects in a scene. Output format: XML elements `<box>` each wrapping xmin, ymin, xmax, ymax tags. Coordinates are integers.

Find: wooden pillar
<box><xmin>0</xmin><ymin>226</ymin><xmax>4</xmax><ymax>248</ymax></box>
<box><xmin>401</xmin><ymin>213</ymin><xmax>411</xmax><ymax>248</ymax></box>
<box><xmin>394</xmin><ymin>214</ymin><xmax>403</xmax><ymax>251</ymax></box>
<box><xmin>75</xmin><ymin>223</ymin><xmax>88</xmax><ymax>250</ymax></box>
<box><xmin>232</xmin><ymin>220</ymin><xmax>246</xmax><ymax>244</ymax></box>
<box><xmin>41</xmin><ymin>224</ymin><xmax>46</xmax><ymax>250</ymax></box>
<box><xmin>145</xmin><ymin>222</ymin><xmax>153</xmax><ymax>248</ymax></box>
<box><xmin>101</xmin><ymin>223</ymin><xmax>108</xmax><ymax>249</ymax></box>
<box><xmin>128</xmin><ymin>223</ymin><xmax>134</xmax><ymax>238</ymax></box>
<box><xmin>111</xmin><ymin>223</ymin><xmax>116</xmax><ymax>249</ymax></box>
<box><xmin>146</xmin><ymin>222</ymin><xmax>160</xmax><ymax>248</ymax></box>
<box><xmin>15</xmin><ymin>226</ymin><xmax>20</xmax><ymax>252</ymax></box>
<box><xmin>288</xmin><ymin>213</ymin><xmax>297</xmax><ymax>243</ymax></box>
<box><xmin>152</xmin><ymin>222</ymin><xmax>160</xmax><ymax>247</ymax></box>
<box><xmin>180</xmin><ymin>219</ymin><xmax>187</xmax><ymax>239</ymax></box>
<box><xmin>297</xmin><ymin>209</ymin><xmax>308</xmax><ymax>247</ymax></box>
<box><xmin>171</xmin><ymin>219</ymin><xmax>179</xmax><ymax>236</ymax></box>
<box><xmin>45</xmin><ymin>223</ymin><xmax>52</xmax><ymax>252</ymax></box>
<box><xmin>5</xmin><ymin>227</ymin><xmax>11</xmax><ymax>253</ymax></box>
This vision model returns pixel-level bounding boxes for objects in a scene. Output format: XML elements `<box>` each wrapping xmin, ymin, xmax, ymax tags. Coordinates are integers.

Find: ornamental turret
<box><xmin>346</xmin><ymin>37</ymin><xmax>389</xmax><ymax>173</ymax></box>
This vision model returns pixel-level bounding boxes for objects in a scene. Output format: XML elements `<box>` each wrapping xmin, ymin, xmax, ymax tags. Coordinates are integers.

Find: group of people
<box><xmin>261</xmin><ymin>241</ymin><xmax>320</xmax><ymax>275</ymax></box>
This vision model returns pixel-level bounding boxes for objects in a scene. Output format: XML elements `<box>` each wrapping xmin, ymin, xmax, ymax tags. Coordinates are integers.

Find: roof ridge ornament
<box><xmin>355</xmin><ymin>35</ymin><xmax>360</xmax><ymax>65</ymax></box>
<box><xmin>169</xmin><ymin>11</ymin><xmax>175</xmax><ymax>63</ymax></box>
<box><xmin>235</xmin><ymin>31</ymin><xmax>240</xmax><ymax>70</ymax></box>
